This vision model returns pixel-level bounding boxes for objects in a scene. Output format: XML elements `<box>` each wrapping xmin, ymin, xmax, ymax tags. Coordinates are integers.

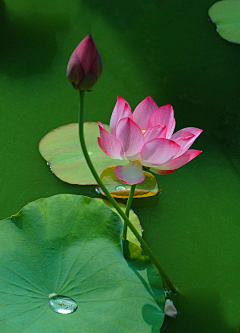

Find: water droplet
<box><xmin>95</xmin><ymin>187</ymin><xmax>101</xmax><ymax>194</ymax></box>
<box><xmin>47</xmin><ymin>161</ymin><xmax>51</xmax><ymax>165</ymax></box>
<box><xmin>49</xmin><ymin>295</ymin><xmax>78</xmax><ymax>314</ymax></box>
<box><xmin>114</xmin><ymin>185</ymin><xmax>126</xmax><ymax>191</ymax></box>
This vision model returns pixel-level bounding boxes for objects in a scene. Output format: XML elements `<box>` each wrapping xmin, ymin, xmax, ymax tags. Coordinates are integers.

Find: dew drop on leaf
<box><xmin>95</xmin><ymin>187</ymin><xmax>101</xmax><ymax>194</ymax></box>
<box><xmin>48</xmin><ymin>295</ymin><xmax>78</xmax><ymax>314</ymax></box>
<box><xmin>114</xmin><ymin>185</ymin><xmax>126</xmax><ymax>190</ymax></box>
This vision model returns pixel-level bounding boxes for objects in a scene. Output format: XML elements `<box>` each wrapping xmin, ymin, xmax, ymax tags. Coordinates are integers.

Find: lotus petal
<box><xmin>132</xmin><ymin>96</ymin><xmax>158</xmax><ymax>130</ymax></box>
<box><xmin>116</xmin><ymin>118</ymin><xmax>144</xmax><ymax>160</ymax></box>
<box><xmin>148</xmin><ymin>105</ymin><xmax>176</xmax><ymax>138</ymax></box>
<box><xmin>171</xmin><ymin>127</ymin><xmax>203</xmax><ymax>157</ymax></box>
<box><xmin>98</xmin><ymin>122</ymin><xmax>125</xmax><ymax>159</ymax></box>
<box><xmin>150</xmin><ymin>149</ymin><xmax>202</xmax><ymax>174</ymax></box>
<box><xmin>164</xmin><ymin>299</ymin><xmax>177</xmax><ymax>318</ymax></box>
<box><xmin>144</xmin><ymin>125</ymin><xmax>167</xmax><ymax>143</ymax></box>
<box><xmin>140</xmin><ymin>138</ymin><xmax>180</xmax><ymax>167</ymax></box>
<box><xmin>110</xmin><ymin>96</ymin><xmax>132</xmax><ymax>136</ymax></box>
<box><xmin>115</xmin><ymin>162</ymin><xmax>145</xmax><ymax>184</ymax></box>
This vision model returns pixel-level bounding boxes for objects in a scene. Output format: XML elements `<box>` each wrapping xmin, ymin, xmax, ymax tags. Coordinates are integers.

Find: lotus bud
<box><xmin>67</xmin><ymin>34</ymin><xmax>102</xmax><ymax>91</ymax></box>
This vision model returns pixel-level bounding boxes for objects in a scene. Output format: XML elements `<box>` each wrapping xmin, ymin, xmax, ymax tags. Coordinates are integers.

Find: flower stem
<box><xmin>122</xmin><ymin>184</ymin><xmax>136</xmax><ymax>240</ymax></box>
<box><xmin>78</xmin><ymin>90</ymin><xmax>178</xmax><ymax>295</ymax></box>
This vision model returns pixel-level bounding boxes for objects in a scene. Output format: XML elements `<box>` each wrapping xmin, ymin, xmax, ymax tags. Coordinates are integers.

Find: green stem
<box><xmin>78</xmin><ymin>90</ymin><xmax>178</xmax><ymax>295</ymax></box>
<box><xmin>122</xmin><ymin>184</ymin><xmax>136</xmax><ymax>240</ymax></box>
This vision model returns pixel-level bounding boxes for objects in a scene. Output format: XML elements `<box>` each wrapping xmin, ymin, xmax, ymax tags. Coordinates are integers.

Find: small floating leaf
<box><xmin>98</xmin><ymin>166</ymin><xmax>160</xmax><ymax>198</ymax></box>
<box><xmin>208</xmin><ymin>1</ymin><xmax>240</xmax><ymax>44</ymax></box>
<box><xmin>0</xmin><ymin>195</ymin><xmax>165</xmax><ymax>332</ymax></box>
<box><xmin>39</xmin><ymin>122</ymin><xmax>128</xmax><ymax>185</ymax></box>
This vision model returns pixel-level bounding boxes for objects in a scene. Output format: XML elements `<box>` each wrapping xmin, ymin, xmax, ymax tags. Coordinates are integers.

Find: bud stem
<box><xmin>78</xmin><ymin>90</ymin><xmax>178</xmax><ymax>295</ymax></box>
<box><xmin>122</xmin><ymin>184</ymin><xmax>136</xmax><ymax>240</ymax></box>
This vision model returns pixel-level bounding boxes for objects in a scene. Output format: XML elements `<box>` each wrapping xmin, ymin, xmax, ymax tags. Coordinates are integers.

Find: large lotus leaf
<box><xmin>95</xmin><ymin>198</ymin><xmax>142</xmax><ymax>246</ymax></box>
<box><xmin>0</xmin><ymin>194</ymin><xmax>165</xmax><ymax>333</ymax></box>
<box><xmin>208</xmin><ymin>1</ymin><xmax>240</xmax><ymax>44</ymax></box>
<box><xmin>39</xmin><ymin>122</ymin><xmax>128</xmax><ymax>185</ymax></box>
<box><xmin>98</xmin><ymin>166</ymin><xmax>160</xmax><ymax>198</ymax></box>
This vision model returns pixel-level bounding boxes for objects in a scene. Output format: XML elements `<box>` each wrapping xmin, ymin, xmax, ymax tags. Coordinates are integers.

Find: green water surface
<box><xmin>0</xmin><ymin>0</ymin><xmax>240</xmax><ymax>332</ymax></box>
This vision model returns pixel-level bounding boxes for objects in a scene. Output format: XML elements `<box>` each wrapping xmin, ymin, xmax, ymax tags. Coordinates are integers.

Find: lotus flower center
<box><xmin>141</xmin><ymin>130</ymin><xmax>146</xmax><ymax>134</ymax></box>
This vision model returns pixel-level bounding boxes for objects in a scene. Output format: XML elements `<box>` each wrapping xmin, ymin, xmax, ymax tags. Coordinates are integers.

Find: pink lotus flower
<box><xmin>67</xmin><ymin>34</ymin><xmax>102</xmax><ymax>91</ymax></box>
<box><xmin>98</xmin><ymin>96</ymin><xmax>202</xmax><ymax>184</ymax></box>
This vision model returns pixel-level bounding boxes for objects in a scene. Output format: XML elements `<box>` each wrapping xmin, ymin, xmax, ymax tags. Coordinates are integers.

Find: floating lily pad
<box><xmin>98</xmin><ymin>166</ymin><xmax>160</xmax><ymax>198</ymax></box>
<box><xmin>209</xmin><ymin>0</ymin><xmax>240</xmax><ymax>44</ymax></box>
<box><xmin>39</xmin><ymin>122</ymin><xmax>128</xmax><ymax>185</ymax></box>
<box><xmin>0</xmin><ymin>194</ymin><xmax>165</xmax><ymax>333</ymax></box>
<box><xmin>96</xmin><ymin>198</ymin><xmax>142</xmax><ymax>246</ymax></box>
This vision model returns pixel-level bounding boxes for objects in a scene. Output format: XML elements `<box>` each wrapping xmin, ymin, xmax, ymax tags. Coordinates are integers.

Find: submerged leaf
<box><xmin>0</xmin><ymin>195</ymin><xmax>165</xmax><ymax>333</ymax></box>
<box><xmin>209</xmin><ymin>1</ymin><xmax>240</xmax><ymax>44</ymax></box>
<box><xmin>98</xmin><ymin>166</ymin><xmax>160</xmax><ymax>198</ymax></box>
<box><xmin>39</xmin><ymin>122</ymin><xmax>128</xmax><ymax>185</ymax></box>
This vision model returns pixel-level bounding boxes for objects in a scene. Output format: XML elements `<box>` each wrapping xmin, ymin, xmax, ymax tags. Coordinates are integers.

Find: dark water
<box><xmin>0</xmin><ymin>0</ymin><xmax>240</xmax><ymax>331</ymax></box>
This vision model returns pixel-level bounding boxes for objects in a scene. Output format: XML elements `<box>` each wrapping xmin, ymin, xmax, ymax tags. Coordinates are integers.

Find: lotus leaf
<box><xmin>0</xmin><ymin>194</ymin><xmax>165</xmax><ymax>332</ymax></box>
<box><xmin>209</xmin><ymin>0</ymin><xmax>240</xmax><ymax>44</ymax></box>
<box><xmin>98</xmin><ymin>166</ymin><xmax>160</xmax><ymax>198</ymax></box>
<box><xmin>39</xmin><ymin>122</ymin><xmax>128</xmax><ymax>185</ymax></box>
